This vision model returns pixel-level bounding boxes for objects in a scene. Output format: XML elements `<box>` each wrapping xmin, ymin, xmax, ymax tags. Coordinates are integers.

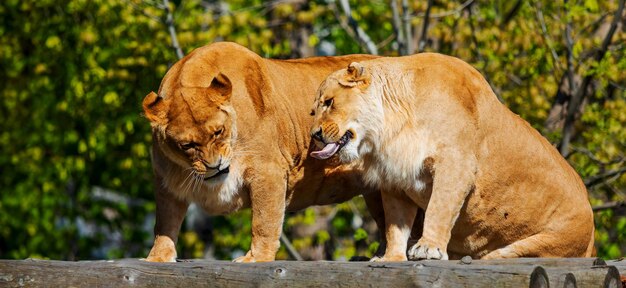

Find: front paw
<box><xmin>144</xmin><ymin>247</ymin><xmax>177</xmax><ymax>262</ymax></box>
<box><xmin>233</xmin><ymin>250</ymin><xmax>275</xmax><ymax>263</ymax></box>
<box><xmin>408</xmin><ymin>240</ymin><xmax>448</xmax><ymax>260</ymax></box>
<box><xmin>233</xmin><ymin>251</ymin><xmax>256</xmax><ymax>263</ymax></box>
<box><xmin>144</xmin><ymin>236</ymin><xmax>177</xmax><ymax>262</ymax></box>
<box><xmin>144</xmin><ymin>254</ymin><xmax>176</xmax><ymax>263</ymax></box>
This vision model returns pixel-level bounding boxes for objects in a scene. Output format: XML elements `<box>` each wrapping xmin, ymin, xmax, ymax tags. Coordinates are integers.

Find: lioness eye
<box><xmin>324</xmin><ymin>98</ymin><xmax>333</xmax><ymax>107</ymax></box>
<box><xmin>180</xmin><ymin>142</ymin><xmax>197</xmax><ymax>150</ymax></box>
<box><xmin>310</xmin><ymin>109</ymin><xmax>315</xmax><ymax>116</ymax></box>
<box><xmin>214</xmin><ymin>127</ymin><xmax>224</xmax><ymax>137</ymax></box>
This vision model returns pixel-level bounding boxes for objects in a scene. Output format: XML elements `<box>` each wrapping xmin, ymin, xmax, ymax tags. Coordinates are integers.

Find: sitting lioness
<box><xmin>309</xmin><ymin>54</ymin><xmax>595</xmax><ymax>260</ymax></box>
<box><xmin>141</xmin><ymin>42</ymin><xmax>388</xmax><ymax>262</ymax></box>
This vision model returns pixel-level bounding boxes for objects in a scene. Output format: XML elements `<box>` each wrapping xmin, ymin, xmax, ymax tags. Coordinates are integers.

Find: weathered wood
<box><xmin>431</xmin><ymin>257</ymin><xmax>621</xmax><ymax>288</ymax></box>
<box><xmin>454</xmin><ymin>257</ymin><xmax>605</xmax><ymax>266</ymax></box>
<box><xmin>560</xmin><ymin>273</ymin><xmax>577</xmax><ymax>288</ymax></box>
<box><xmin>0</xmin><ymin>259</ymin><xmax>543</xmax><ymax>288</ymax></box>
<box><xmin>542</xmin><ymin>266</ymin><xmax>620</xmax><ymax>288</ymax></box>
<box><xmin>606</xmin><ymin>259</ymin><xmax>626</xmax><ymax>288</ymax></box>
<box><xmin>414</xmin><ymin>258</ymin><xmax>620</xmax><ymax>288</ymax></box>
<box><xmin>606</xmin><ymin>258</ymin><xmax>626</xmax><ymax>274</ymax></box>
<box><xmin>0</xmin><ymin>258</ymin><xmax>621</xmax><ymax>288</ymax></box>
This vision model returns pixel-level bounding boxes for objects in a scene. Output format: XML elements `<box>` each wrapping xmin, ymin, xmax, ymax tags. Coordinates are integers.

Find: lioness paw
<box><xmin>368</xmin><ymin>255</ymin><xmax>382</xmax><ymax>262</ymax></box>
<box><xmin>408</xmin><ymin>242</ymin><xmax>448</xmax><ymax>260</ymax></box>
<box><xmin>233</xmin><ymin>251</ymin><xmax>257</xmax><ymax>263</ymax></box>
<box><xmin>233</xmin><ymin>255</ymin><xmax>256</xmax><ymax>263</ymax></box>
<box><xmin>145</xmin><ymin>236</ymin><xmax>177</xmax><ymax>262</ymax></box>
<box><xmin>144</xmin><ymin>254</ymin><xmax>176</xmax><ymax>263</ymax></box>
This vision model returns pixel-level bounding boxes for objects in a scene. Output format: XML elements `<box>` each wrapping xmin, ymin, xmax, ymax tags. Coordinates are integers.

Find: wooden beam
<box><xmin>0</xmin><ymin>258</ymin><xmax>622</xmax><ymax>288</ymax></box>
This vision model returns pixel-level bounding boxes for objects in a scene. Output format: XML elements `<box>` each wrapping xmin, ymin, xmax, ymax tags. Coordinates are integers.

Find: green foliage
<box><xmin>210</xmin><ymin>210</ymin><xmax>252</xmax><ymax>259</ymax></box>
<box><xmin>1</xmin><ymin>0</ymin><xmax>624</xmax><ymax>260</ymax></box>
<box><xmin>0</xmin><ymin>0</ymin><xmax>169</xmax><ymax>259</ymax></box>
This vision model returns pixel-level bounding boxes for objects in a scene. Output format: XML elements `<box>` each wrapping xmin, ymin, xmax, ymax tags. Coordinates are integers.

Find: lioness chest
<box><xmin>363</xmin><ymin>130</ymin><xmax>435</xmax><ymax>208</ymax></box>
<box><xmin>156</xmin><ymin>154</ymin><xmax>250</xmax><ymax>215</ymax></box>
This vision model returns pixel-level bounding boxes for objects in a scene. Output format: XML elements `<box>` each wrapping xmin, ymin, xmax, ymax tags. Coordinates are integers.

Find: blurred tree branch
<box><xmin>417</xmin><ymin>0</ymin><xmax>433</xmax><ymax>52</ymax></box>
<box><xmin>559</xmin><ymin>0</ymin><xmax>625</xmax><ymax>156</ymax></box>
<box><xmin>336</xmin><ymin>0</ymin><xmax>378</xmax><ymax>54</ymax></box>
<box><xmin>412</xmin><ymin>0</ymin><xmax>474</xmax><ymax>19</ymax></box>
<box><xmin>466</xmin><ymin>3</ymin><xmax>503</xmax><ymax>102</ymax></box>
<box><xmin>593</xmin><ymin>201</ymin><xmax>626</xmax><ymax>215</ymax></box>
<box><xmin>390</xmin><ymin>0</ymin><xmax>406</xmax><ymax>55</ymax></box>
<box><xmin>280</xmin><ymin>232</ymin><xmax>303</xmax><ymax>261</ymax></box>
<box><xmin>500</xmin><ymin>0</ymin><xmax>523</xmax><ymax>29</ymax></box>
<box><xmin>401</xmin><ymin>0</ymin><xmax>412</xmax><ymax>54</ymax></box>
<box><xmin>162</xmin><ymin>0</ymin><xmax>184</xmax><ymax>59</ymax></box>
<box><xmin>126</xmin><ymin>0</ymin><xmax>184</xmax><ymax>59</ymax></box>
<box><xmin>391</xmin><ymin>0</ymin><xmax>414</xmax><ymax>55</ymax></box>
<box><xmin>563</xmin><ymin>0</ymin><xmax>577</xmax><ymax>124</ymax></box>
<box><xmin>569</xmin><ymin>147</ymin><xmax>625</xmax><ymax>166</ymax></box>
<box><xmin>585</xmin><ymin>167</ymin><xmax>626</xmax><ymax>188</ymax></box>
<box><xmin>533</xmin><ymin>1</ymin><xmax>561</xmax><ymax>75</ymax></box>
<box><xmin>125</xmin><ymin>0</ymin><xmax>163</xmax><ymax>23</ymax></box>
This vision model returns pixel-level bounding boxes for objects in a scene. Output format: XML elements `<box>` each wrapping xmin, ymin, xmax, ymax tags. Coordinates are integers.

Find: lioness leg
<box><xmin>408</xmin><ymin>152</ymin><xmax>475</xmax><ymax>261</ymax></box>
<box><xmin>364</xmin><ymin>191</ymin><xmax>424</xmax><ymax>259</ymax></box>
<box><xmin>362</xmin><ymin>191</ymin><xmax>387</xmax><ymax>259</ymax></box>
<box><xmin>482</xmin><ymin>230</ymin><xmax>595</xmax><ymax>259</ymax></box>
<box><xmin>146</xmin><ymin>176</ymin><xmax>189</xmax><ymax>262</ymax></box>
<box><xmin>373</xmin><ymin>189</ymin><xmax>417</xmax><ymax>262</ymax></box>
<box><xmin>234</xmin><ymin>167</ymin><xmax>286</xmax><ymax>262</ymax></box>
<box><xmin>409</xmin><ymin>208</ymin><xmax>425</xmax><ymax>247</ymax></box>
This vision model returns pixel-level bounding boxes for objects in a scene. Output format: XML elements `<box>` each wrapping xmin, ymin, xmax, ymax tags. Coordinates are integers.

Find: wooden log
<box><xmin>0</xmin><ymin>259</ymin><xmax>550</xmax><ymax>288</ymax></box>
<box><xmin>0</xmin><ymin>258</ymin><xmax>620</xmax><ymax>288</ymax></box>
<box><xmin>606</xmin><ymin>259</ymin><xmax>626</xmax><ymax>275</ymax></box>
<box><xmin>446</xmin><ymin>257</ymin><xmax>620</xmax><ymax>288</ymax></box>
<box><xmin>542</xmin><ymin>266</ymin><xmax>620</xmax><ymax>288</ymax></box>
<box><xmin>559</xmin><ymin>273</ymin><xmax>577</xmax><ymax>288</ymax></box>
<box><xmin>458</xmin><ymin>257</ymin><xmax>605</xmax><ymax>266</ymax></box>
<box><xmin>605</xmin><ymin>259</ymin><xmax>626</xmax><ymax>288</ymax></box>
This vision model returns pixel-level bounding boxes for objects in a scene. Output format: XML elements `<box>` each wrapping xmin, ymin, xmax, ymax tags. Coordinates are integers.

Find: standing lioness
<box><xmin>309</xmin><ymin>54</ymin><xmax>595</xmax><ymax>260</ymax></box>
<box><xmin>142</xmin><ymin>42</ymin><xmax>382</xmax><ymax>262</ymax></box>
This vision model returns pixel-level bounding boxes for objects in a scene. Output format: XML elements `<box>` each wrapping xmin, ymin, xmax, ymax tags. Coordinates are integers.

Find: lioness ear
<box><xmin>338</xmin><ymin>62</ymin><xmax>369</xmax><ymax>88</ymax></box>
<box><xmin>210</xmin><ymin>73</ymin><xmax>232</xmax><ymax>102</ymax></box>
<box><xmin>142</xmin><ymin>91</ymin><xmax>169</xmax><ymax>125</ymax></box>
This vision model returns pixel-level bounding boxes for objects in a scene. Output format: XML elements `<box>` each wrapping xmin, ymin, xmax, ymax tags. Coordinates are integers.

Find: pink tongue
<box><xmin>310</xmin><ymin>143</ymin><xmax>340</xmax><ymax>160</ymax></box>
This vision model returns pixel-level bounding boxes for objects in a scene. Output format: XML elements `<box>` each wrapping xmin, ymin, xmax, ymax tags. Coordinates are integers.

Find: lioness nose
<box><xmin>312</xmin><ymin>128</ymin><xmax>323</xmax><ymax>142</ymax></box>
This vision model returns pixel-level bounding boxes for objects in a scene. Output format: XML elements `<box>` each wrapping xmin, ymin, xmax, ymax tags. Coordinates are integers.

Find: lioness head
<box><xmin>143</xmin><ymin>71</ymin><xmax>236</xmax><ymax>182</ymax></box>
<box><xmin>310</xmin><ymin>62</ymin><xmax>376</xmax><ymax>163</ymax></box>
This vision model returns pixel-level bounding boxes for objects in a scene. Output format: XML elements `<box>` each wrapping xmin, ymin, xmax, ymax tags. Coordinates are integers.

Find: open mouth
<box><xmin>203</xmin><ymin>166</ymin><xmax>230</xmax><ymax>180</ymax></box>
<box><xmin>310</xmin><ymin>130</ymin><xmax>353</xmax><ymax>160</ymax></box>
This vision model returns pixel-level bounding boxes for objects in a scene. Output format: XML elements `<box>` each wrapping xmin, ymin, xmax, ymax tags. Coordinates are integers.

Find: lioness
<box><xmin>141</xmin><ymin>42</ymin><xmax>387</xmax><ymax>262</ymax></box>
<box><xmin>309</xmin><ymin>54</ymin><xmax>595</xmax><ymax>260</ymax></box>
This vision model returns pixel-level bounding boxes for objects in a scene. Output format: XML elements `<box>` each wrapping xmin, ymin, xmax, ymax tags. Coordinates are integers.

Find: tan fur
<box><xmin>310</xmin><ymin>54</ymin><xmax>595</xmax><ymax>260</ymax></box>
<box><xmin>142</xmin><ymin>42</ymin><xmax>385</xmax><ymax>262</ymax></box>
